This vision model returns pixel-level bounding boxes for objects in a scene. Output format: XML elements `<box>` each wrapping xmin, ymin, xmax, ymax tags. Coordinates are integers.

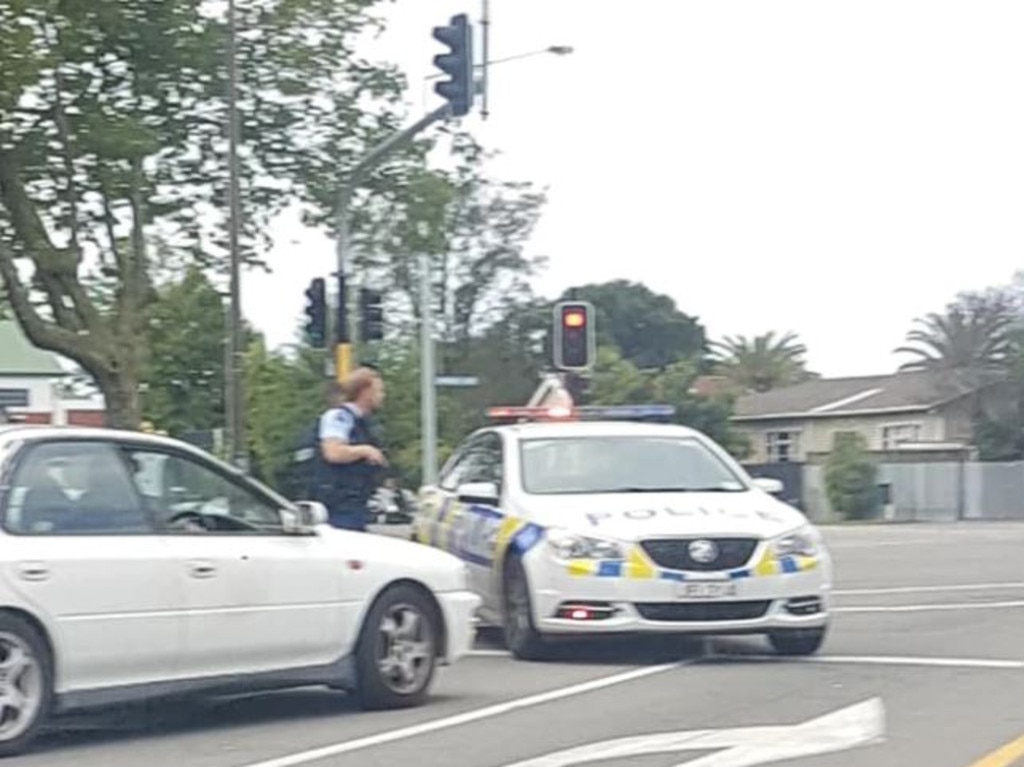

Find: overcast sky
<box><xmin>242</xmin><ymin>0</ymin><xmax>1024</xmax><ymax>378</ymax></box>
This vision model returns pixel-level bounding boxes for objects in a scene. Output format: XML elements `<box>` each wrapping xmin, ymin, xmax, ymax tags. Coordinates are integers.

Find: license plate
<box><xmin>676</xmin><ymin>581</ymin><xmax>738</xmax><ymax>599</ymax></box>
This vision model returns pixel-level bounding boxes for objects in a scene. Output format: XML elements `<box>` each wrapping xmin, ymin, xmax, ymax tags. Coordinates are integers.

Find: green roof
<box><xmin>0</xmin><ymin>321</ymin><xmax>67</xmax><ymax>377</ymax></box>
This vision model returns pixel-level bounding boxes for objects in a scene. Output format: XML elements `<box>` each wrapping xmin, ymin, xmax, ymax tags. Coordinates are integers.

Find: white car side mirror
<box><xmin>291</xmin><ymin>500</ymin><xmax>329</xmax><ymax>530</ymax></box>
<box><xmin>456</xmin><ymin>481</ymin><xmax>499</xmax><ymax>505</ymax></box>
<box><xmin>752</xmin><ymin>477</ymin><xmax>784</xmax><ymax>495</ymax></box>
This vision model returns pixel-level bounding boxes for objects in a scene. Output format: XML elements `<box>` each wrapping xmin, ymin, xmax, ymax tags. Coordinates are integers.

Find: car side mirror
<box><xmin>456</xmin><ymin>481</ymin><xmax>499</xmax><ymax>505</ymax></box>
<box><xmin>285</xmin><ymin>500</ymin><xmax>329</xmax><ymax>533</ymax></box>
<box><xmin>752</xmin><ymin>477</ymin><xmax>784</xmax><ymax>495</ymax></box>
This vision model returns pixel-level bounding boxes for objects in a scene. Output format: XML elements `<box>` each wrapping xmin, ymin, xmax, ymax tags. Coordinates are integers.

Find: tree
<box><xmin>559</xmin><ymin>280</ymin><xmax>705</xmax><ymax>370</ymax></box>
<box><xmin>824</xmin><ymin>432</ymin><xmax>879</xmax><ymax>520</ymax></box>
<box><xmin>0</xmin><ymin>0</ymin><xmax>413</xmax><ymax>428</ymax></box>
<box><xmin>712</xmin><ymin>331</ymin><xmax>816</xmax><ymax>393</ymax></box>
<box><xmin>896</xmin><ymin>289</ymin><xmax>1017</xmax><ymax>373</ymax></box>
<box><xmin>140</xmin><ymin>266</ymin><xmax>232</xmax><ymax>436</ymax></box>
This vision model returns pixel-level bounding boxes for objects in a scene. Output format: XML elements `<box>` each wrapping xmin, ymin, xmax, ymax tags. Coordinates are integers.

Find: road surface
<box><xmin>10</xmin><ymin>523</ymin><xmax>1024</xmax><ymax>767</ymax></box>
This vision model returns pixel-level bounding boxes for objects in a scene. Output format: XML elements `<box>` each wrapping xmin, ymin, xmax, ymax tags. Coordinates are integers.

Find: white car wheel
<box><xmin>0</xmin><ymin>615</ymin><xmax>52</xmax><ymax>757</ymax></box>
<box><xmin>355</xmin><ymin>585</ymin><xmax>439</xmax><ymax>709</ymax></box>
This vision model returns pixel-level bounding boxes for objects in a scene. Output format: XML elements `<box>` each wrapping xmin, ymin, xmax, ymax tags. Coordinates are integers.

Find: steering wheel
<box><xmin>167</xmin><ymin>509</ymin><xmax>263</xmax><ymax>532</ymax></box>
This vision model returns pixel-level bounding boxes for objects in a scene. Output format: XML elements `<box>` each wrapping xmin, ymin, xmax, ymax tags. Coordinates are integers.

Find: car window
<box><xmin>4</xmin><ymin>441</ymin><xmax>152</xmax><ymax>535</ymax></box>
<box><xmin>122</xmin><ymin>448</ymin><xmax>284</xmax><ymax>534</ymax></box>
<box><xmin>519</xmin><ymin>435</ymin><xmax>747</xmax><ymax>495</ymax></box>
<box><xmin>461</xmin><ymin>433</ymin><xmax>503</xmax><ymax>489</ymax></box>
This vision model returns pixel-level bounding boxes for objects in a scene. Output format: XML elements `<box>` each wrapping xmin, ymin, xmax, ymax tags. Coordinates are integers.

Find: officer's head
<box><xmin>343</xmin><ymin>367</ymin><xmax>385</xmax><ymax>413</ymax></box>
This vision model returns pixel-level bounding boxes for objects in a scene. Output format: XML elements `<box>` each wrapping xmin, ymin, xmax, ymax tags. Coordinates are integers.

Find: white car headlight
<box><xmin>772</xmin><ymin>525</ymin><xmax>821</xmax><ymax>558</ymax></box>
<box><xmin>547</xmin><ymin>529</ymin><xmax>625</xmax><ymax>560</ymax></box>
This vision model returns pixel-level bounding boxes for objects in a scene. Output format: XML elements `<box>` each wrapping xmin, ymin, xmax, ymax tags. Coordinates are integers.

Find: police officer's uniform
<box><xmin>311</xmin><ymin>403</ymin><xmax>384</xmax><ymax>531</ymax></box>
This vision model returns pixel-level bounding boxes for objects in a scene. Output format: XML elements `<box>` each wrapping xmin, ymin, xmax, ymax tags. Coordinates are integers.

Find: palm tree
<box><xmin>711</xmin><ymin>331</ymin><xmax>815</xmax><ymax>393</ymax></box>
<box><xmin>895</xmin><ymin>291</ymin><xmax>1018</xmax><ymax>373</ymax></box>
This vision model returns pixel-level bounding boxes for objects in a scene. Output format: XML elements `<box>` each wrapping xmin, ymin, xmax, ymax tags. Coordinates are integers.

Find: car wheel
<box><xmin>355</xmin><ymin>584</ymin><xmax>439</xmax><ymax>710</ymax></box>
<box><xmin>503</xmin><ymin>556</ymin><xmax>550</xmax><ymax>661</ymax></box>
<box><xmin>768</xmin><ymin>626</ymin><xmax>827</xmax><ymax>656</ymax></box>
<box><xmin>0</xmin><ymin>614</ymin><xmax>53</xmax><ymax>758</ymax></box>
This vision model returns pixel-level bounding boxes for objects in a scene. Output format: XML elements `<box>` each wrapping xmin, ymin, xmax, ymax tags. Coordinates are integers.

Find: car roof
<box><xmin>491</xmin><ymin>420</ymin><xmax>709</xmax><ymax>441</ymax></box>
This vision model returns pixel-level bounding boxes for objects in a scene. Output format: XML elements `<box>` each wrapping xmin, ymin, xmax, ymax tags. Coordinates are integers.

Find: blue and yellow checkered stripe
<box><xmin>565</xmin><ymin>546</ymin><xmax>819</xmax><ymax>581</ymax></box>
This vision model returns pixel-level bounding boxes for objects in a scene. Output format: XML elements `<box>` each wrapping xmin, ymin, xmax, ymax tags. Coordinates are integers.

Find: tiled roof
<box><xmin>0</xmin><ymin>321</ymin><xmax>67</xmax><ymax>377</ymax></box>
<box><xmin>732</xmin><ymin>370</ymin><xmax>985</xmax><ymax>421</ymax></box>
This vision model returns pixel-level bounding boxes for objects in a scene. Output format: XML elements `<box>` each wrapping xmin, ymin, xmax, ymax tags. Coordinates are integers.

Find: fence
<box><xmin>762</xmin><ymin>461</ymin><xmax>1024</xmax><ymax>523</ymax></box>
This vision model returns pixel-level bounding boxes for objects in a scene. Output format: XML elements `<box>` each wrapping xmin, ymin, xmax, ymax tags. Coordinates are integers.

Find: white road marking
<box><xmin>498</xmin><ymin>698</ymin><xmax>885</xmax><ymax>767</ymax></box>
<box><xmin>834</xmin><ymin>581</ymin><xmax>1024</xmax><ymax>596</ymax></box>
<box><xmin>723</xmin><ymin>654</ymin><xmax>1024</xmax><ymax>670</ymax></box>
<box><xmin>834</xmin><ymin>599</ymin><xmax>1024</xmax><ymax>613</ymax></box>
<box><xmin>468</xmin><ymin>649</ymin><xmax>509</xmax><ymax>657</ymax></box>
<box><xmin>239</xmin><ymin>662</ymin><xmax>688</xmax><ymax>767</ymax></box>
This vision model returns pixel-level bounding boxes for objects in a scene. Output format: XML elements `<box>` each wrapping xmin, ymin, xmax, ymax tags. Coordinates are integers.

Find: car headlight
<box><xmin>547</xmin><ymin>529</ymin><xmax>625</xmax><ymax>560</ymax></box>
<box><xmin>772</xmin><ymin>526</ymin><xmax>821</xmax><ymax>557</ymax></box>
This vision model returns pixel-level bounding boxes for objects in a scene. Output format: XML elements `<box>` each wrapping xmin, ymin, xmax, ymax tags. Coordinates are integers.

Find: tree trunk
<box><xmin>94</xmin><ymin>347</ymin><xmax>144</xmax><ymax>430</ymax></box>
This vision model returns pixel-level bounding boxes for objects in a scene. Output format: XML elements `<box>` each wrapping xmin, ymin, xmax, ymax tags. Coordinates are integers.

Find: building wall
<box><xmin>737</xmin><ymin>411</ymin><xmax>949</xmax><ymax>464</ymax></box>
<box><xmin>0</xmin><ymin>376</ymin><xmax>59</xmax><ymax>416</ymax></box>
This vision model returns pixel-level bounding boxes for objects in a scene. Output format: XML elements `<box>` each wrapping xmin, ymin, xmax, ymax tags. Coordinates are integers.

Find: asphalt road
<box><xmin>11</xmin><ymin>522</ymin><xmax>1024</xmax><ymax>767</ymax></box>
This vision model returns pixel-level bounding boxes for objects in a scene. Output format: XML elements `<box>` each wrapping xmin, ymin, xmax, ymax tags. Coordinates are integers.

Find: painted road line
<box><xmin>834</xmin><ymin>581</ymin><xmax>1024</xmax><ymax>596</ymax></box>
<box><xmin>239</xmin><ymin>661</ymin><xmax>690</xmax><ymax>767</ymax></box>
<box><xmin>498</xmin><ymin>698</ymin><xmax>885</xmax><ymax>767</ymax></box>
<box><xmin>965</xmin><ymin>733</ymin><xmax>1024</xmax><ymax>767</ymax></box>
<box><xmin>468</xmin><ymin>649</ymin><xmax>509</xmax><ymax>657</ymax></box>
<box><xmin>728</xmin><ymin>655</ymin><xmax>1024</xmax><ymax>671</ymax></box>
<box><xmin>834</xmin><ymin>599</ymin><xmax>1024</xmax><ymax>614</ymax></box>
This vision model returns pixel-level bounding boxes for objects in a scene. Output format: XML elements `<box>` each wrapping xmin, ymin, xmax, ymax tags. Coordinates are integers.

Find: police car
<box><xmin>413</xmin><ymin>405</ymin><xmax>832</xmax><ymax>661</ymax></box>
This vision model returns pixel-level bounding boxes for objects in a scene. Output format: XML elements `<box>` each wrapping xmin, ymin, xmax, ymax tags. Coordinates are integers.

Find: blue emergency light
<box><xmin>486</xmin><ymin>405</ymin><xmax>676</xmax><ymax>422</ymax></box>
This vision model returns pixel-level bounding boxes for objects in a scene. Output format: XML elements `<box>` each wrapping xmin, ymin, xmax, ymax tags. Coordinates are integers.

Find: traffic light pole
<box><xmin>333</xmin><ymin>102</ymin><xmax>453</xmax><ymax>383</ymax></box>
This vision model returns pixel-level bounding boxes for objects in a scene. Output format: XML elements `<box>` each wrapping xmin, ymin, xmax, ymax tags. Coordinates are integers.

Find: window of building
<box><xmin>0</xmin><ymin>389</ymin><xmax>29</xmax><ymax>408</ymax></box>
<box><xmin>766</xmin><ymin>431</ymin><xmax>800</xmax><ymax>463</ymax></box>
<box><xmin>881</xmin><ymin>423</ymin><xmax>921</xmax><ymax>450</ymax></box>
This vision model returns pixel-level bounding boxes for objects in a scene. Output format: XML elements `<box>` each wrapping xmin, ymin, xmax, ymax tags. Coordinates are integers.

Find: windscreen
<box><xmin>519</xmin><ymin>435</ymin><xmax>747</xmax><ymax>495</ymax></box>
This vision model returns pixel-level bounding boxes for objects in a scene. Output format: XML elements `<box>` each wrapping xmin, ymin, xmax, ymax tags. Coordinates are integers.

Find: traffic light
<box><xmin>359</xmin><ymin>287</ymin><xmax>384</xmax><ymax>342</ymax></box>
<box><xmin>552</xmin><ymin>300</ymin><xmax>595</xmax><ymax>371</ymax></box>
<box><xmin>432</xmin><ymin>13</ymin><xmax>474</xmax><ymax>117</ymax></box>
<box><xmin>303</xmin><ymin>277</ymin><xmax>326</xmax><ymax>348</ymax></box>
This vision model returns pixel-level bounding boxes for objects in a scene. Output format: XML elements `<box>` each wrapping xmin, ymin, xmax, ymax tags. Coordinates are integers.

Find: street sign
<box><xmin>435</xmin><ymin>376</ymin><xmax>480</xmax><ymax>387</ymax></box>
<box><xmin>499</xmin><ymin>697</ymin><xmax>885</xmax><ymax>767</ymax></box>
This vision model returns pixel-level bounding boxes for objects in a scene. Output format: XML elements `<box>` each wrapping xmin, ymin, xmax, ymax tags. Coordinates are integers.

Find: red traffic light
<box><xmin>563</xmin><ymin>309</ymin><xmax>586</xmax><ymax>328</ymax></box>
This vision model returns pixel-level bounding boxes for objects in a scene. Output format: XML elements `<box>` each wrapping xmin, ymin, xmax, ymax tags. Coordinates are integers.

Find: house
<box><xmin>731</xmin><ymin>369</ymin><xmax>1006</xmax><ymax>465</ymax></box>
<box><xmin>0</xmin><ymin>321</ymin><xmax>106</xmax><ymax>426</ymax></box>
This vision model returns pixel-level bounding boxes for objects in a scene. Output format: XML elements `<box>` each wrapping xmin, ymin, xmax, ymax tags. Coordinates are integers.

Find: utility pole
<box><xmin>419</xmin><ymin>252</ymin><xmax>437</xmax><ymax>485</ymax></box>
<box><xmin>225</xmin><ymin>0</ymin><xmax>246</xmax><ymax>469</ymax></box>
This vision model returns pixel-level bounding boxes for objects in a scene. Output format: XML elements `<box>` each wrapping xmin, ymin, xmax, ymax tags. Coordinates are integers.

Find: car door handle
<box><xmin>16</xmin><ymin>562</ymin><xmax>50</xmax><ymax>581</ymax></box>
<box><xmin>187</xmin><ymin>561</ymin><xmax>217</xmax><ymax>579</ymax></box>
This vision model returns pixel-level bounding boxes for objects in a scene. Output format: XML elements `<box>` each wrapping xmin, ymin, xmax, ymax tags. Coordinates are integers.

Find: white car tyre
<box><xmin>502</xmin><ymin>557</ymin><xmax>551</xmax><ymax>661</ymax></box>
<box><xmin>767</xmin><ymin>626</ymin><xmax>828</xmax><ymax>656</ymax></box>
<box><xmin>0</xmin><ymin>613</ymin><xmax>53</xmax><ymax>758</ymax></box>
<box><xmin>355</xmin><ymin>585</ymin><xmax>440</xmax><ymax>710</ymax></box>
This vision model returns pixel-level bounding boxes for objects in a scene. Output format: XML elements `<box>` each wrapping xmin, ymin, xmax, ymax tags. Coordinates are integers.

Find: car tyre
<box><xmin>503</xmin><ymin>556</ymin><xmax>550</xmax><ymax>661</ymax></box>
<box><xmin>354</xmin><ymin>584</ymin><xmax>439</xmax><ymax>711</ymax></box>
<box><xmin>0</xmin><ymin>613</ymin><xmax>53</xmax><ymax>758</ymax></box>
<box><xmin>768</xmin><ymin>626</ymin><xmax>827</xmax><ymax>656</ymax></box>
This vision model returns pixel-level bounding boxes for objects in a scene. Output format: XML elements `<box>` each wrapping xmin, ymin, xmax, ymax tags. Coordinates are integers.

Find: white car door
<box><xmin>0</xmin><ymin>438</ymin><xmax>183</xmax><ymax>693</ymax></box>
<box><xmin>431</xmin><ymin>432</ymin><xmax>507</xmax><ymax>610</ymax></box>
<box><xmin>120</xmin><ymin>444</ymin><xmax>345</xmax><ymax>678</ymax></box>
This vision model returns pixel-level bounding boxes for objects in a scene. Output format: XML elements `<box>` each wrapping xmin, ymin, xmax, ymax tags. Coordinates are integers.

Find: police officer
<box><xmin>312</xmin><ymin>367</ymin><xmax>388</xmax><ymax>531</ymax></box>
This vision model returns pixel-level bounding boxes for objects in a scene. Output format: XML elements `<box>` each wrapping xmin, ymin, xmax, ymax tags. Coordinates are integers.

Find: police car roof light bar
<box><xmin>486</xmin><ymin>404</ymin><xmax>675</xmax><ymax>422</ymax></box>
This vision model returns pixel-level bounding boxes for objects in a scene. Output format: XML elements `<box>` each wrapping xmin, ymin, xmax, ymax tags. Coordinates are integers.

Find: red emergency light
<box><xmin>486</xmin><ymin>405</ymin><xmax>676</xmax><ymax>423</ymax></box>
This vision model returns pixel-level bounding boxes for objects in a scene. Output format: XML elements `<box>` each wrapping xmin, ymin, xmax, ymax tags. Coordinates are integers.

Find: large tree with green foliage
<box><xmin>0</xmin><ymin>0</ymin><xmax>413</xmax><ymax>427</ymax></box>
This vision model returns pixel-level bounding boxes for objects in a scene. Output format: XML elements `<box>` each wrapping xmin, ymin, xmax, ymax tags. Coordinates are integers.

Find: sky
<box><xmin>241</xmin><ymin>0</ymin><xmax>1024</xmax><ymax>379</ymax></box>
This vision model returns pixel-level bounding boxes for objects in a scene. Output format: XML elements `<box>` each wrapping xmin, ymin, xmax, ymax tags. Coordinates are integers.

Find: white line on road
<box><xmin>746</xmin><ymin>655</ymin><xmax>1024</xmax><ymax>670</ymax></box>
<box><xmin>834</xmin><ymin>599</ymin><xmax>1024</xmax><ymax>613</ymax></box>
<box><xmin>239</xmin><ymin>662</ymin><xmax>689</xmax><ymax>767</ymax></box>
<box><xmin>834</xmin><ymin>581</ymin><xmax>1024</xmax><ymax>596</ymax></box>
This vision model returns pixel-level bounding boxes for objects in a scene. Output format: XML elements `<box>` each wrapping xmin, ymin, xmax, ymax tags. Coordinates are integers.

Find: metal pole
<box><xmin>481</xmin><ymin>0</ymin><xmax>490</xmax><ymax>120</ymax></box>
<box><xmin>226</xmin><ymin>0</ymin><xmax>246</xmax><ymax>469</ymax></box>
<box><xmin>420</xmin><ymin>252</ymin><xmax>437</xmax><ymax>485</ymax></box>
<box><xmin>333</xmin><ymin>104</ymin><xmax>451</xmax><ymax>384</ymax></box>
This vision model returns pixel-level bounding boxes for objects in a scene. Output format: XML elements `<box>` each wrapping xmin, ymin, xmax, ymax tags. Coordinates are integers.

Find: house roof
<box><xmin>0</xmin><ymin>321</ymin><xmax>67</xmax><ymax>377</ymax></box>
<box><xmin>732</xmin><ymin>370</ymin><xmax>985</xmax><ymax>421</ymax></box>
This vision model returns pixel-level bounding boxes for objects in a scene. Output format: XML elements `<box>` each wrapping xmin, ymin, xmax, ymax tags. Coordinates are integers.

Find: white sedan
<box><xmin>0</xmin><ymin>425</ymin><xmax>480</xmax><ymax>756</ymax></box>
<box><xmin>413</xmin><ymin>406</ymin><xmax>832</xmax><ymax>661</ymax></box>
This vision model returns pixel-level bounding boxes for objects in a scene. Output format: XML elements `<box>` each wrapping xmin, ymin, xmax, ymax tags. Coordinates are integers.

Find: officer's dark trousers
<box><xmin>328</xmin><ymin>506</ymin><xmax>368</xmax><ymax>532</ymax></box>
